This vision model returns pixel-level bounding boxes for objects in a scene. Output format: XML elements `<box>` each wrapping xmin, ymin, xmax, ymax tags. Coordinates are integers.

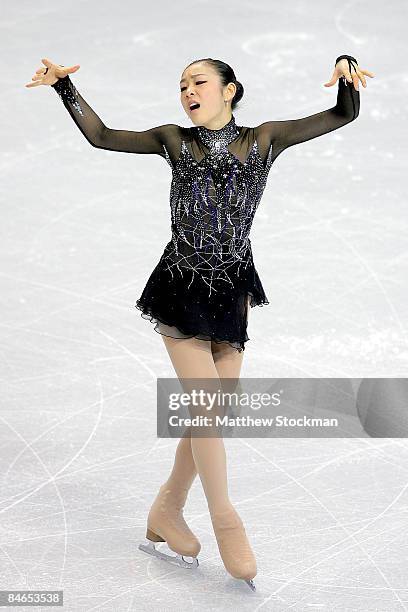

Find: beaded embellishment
<box><xmin>160</xmin><ymin>116</ymin><xmax>274</xmax><ymax>298</ymax></box>
<box><xmin>52</xmin><ymin>76</ymin><xmax>84</xmax><ymax>116</ymax></box>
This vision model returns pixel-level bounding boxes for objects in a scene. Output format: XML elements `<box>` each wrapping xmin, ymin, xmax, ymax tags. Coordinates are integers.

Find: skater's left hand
<box><xmin>324</xmin><ymin>59</ymin><xmax>375</xmax><ymax>91</ymax></box>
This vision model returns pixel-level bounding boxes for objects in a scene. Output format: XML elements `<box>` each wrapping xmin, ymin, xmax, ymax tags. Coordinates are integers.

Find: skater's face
<box><xmin>180</xmin><ymin>62</ymin><xmax>236</xmax><ymax>128</ymax></box>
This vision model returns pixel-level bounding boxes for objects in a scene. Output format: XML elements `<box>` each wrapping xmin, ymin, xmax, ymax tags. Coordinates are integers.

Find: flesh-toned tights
<box><xmin>160</xmin><ymin>296</ymin><xmax>250</xmax><ymax>514</ymax></box>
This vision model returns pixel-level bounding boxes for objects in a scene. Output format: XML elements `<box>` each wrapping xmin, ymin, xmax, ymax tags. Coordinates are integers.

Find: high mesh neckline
<box><xmin>196</xmin><ymin>115</ymin><xmax>240</xmax><ymax>152</ymax></box>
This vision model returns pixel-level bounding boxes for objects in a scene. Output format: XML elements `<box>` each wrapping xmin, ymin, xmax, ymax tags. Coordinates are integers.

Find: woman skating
<box><xmin>26</xmin><ymin>54</ymin><xmax>373</xmax><ymax>591</ymax></box>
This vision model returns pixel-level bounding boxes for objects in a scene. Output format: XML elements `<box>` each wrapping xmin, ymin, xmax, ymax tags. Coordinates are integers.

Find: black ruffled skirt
<box><xmin>134</xmin><ymin>242</ymin><xmax>269</xmax><ymax>352</ymax></box>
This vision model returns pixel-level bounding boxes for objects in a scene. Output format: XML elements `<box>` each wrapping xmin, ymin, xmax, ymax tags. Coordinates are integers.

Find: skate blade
<box><xmin>245</xmin><ymin>578</ymin><xmax>256</xmax><ymax>591</ymax></box>
<box><xmin>138</xmin><ymin>539</ymin><xmax>199</xmax><ymax>570</ymax></box>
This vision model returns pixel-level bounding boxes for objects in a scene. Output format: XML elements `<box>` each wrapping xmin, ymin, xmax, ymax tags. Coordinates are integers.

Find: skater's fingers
<box><xmin>360</xmin><ymin>69</ymin><xmax>375</xmax><ymax>78</ymax></box>
<box><xmin>41</xmin><ymin>57</ymin><xmax>53</xmax><ymax>68</ymax></box>
<box><xmin>65</xmin><ymin>64</ymin><xmax>81</xmax><ymax>74</ymax></box>
<box><xmin>324</xmin><ymin>67</ymin><xmax>339</xmax><ymax>88</ymax></box>
<box><xmin>25</xmin><ymin>80</ymin><xmax>43</xmax><ymax>88</ymax></box>
<box><xmin>356</xmin><ymin>69</ymin><xmax>367</xmax><ymax>88</ymax></box>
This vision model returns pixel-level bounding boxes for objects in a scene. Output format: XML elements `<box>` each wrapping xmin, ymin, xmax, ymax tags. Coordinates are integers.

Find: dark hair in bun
<box><xmin>185</xmin><ymin>58</ymin><xmax>244</xmax><ymax>111</ymax></box>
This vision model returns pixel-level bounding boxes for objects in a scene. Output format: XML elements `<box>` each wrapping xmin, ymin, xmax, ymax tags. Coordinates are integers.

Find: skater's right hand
<box><xmin>25</xmin><ymin>58</ymin><xmax>80</xmax><ymax>88</ymax></box>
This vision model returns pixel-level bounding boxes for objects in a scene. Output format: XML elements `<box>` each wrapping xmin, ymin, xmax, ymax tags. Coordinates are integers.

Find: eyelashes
<box><xmin>180</xmin><ymin>81</ymin><xmax>206</xmax><ymax>92</ymax></box>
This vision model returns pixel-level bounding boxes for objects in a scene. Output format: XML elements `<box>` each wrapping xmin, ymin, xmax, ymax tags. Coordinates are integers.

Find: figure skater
<box><xmin>26</xmin><ymin>54</ymin><xmax>373</xmax><ymax>591</ymax></box>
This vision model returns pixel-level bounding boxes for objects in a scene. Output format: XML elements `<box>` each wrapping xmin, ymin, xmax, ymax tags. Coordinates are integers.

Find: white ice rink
<box><xmin>1</xmin><ymin>0</ymin><xmax>408</xmax><ymax>610</ymax></box>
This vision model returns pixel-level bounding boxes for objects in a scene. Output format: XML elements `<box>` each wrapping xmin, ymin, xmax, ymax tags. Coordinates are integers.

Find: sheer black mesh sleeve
<box><xmin>51</xmin><ymin>74</ymin><xmax>178</xmax><ymax>156</ymax></box>
<box><xmin>255</xmin><ymin>55</ymin><xmax>360</xmax><ymax>164</ymax></box>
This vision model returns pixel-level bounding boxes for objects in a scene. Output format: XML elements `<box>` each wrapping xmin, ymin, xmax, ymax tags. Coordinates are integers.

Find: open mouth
<box><xmin>189</xmin><ymin>103</ymin><xmax>200</xmax><ymax>112</ymax></box>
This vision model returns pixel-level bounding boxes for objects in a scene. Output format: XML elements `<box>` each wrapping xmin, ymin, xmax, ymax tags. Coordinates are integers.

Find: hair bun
<box><xmin>234</xmin><ymin>80</ymin><xmax>244</xmax><ymax>107</ymax></box>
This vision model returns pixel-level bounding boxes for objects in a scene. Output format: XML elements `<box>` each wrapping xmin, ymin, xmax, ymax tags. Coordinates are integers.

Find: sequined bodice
<box><xmin>161</xmin><ymin>116</ymin><xmax>274</xmax><ymax>295</ymax></box>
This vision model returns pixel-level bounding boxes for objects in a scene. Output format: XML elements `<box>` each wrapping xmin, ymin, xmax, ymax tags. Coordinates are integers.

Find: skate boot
<box><xmin>138</xmin><ymin>483</ymin><xmax>201</xmax><ymax>569</ymax></box>
<box><xmin>210</xmin><ymin>506</ymin><xmax>257</xmax><ymax>591</ymax></box>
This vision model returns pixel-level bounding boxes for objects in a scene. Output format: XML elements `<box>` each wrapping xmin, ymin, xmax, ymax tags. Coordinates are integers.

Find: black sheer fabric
<box><xmin>51</xmin><ymin>55</ymin><xmax>360</xmax><ymax>351</ymax></box>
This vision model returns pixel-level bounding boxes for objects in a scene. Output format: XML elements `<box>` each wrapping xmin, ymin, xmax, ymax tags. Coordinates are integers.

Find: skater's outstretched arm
<box><xmin>25</xmin><ymin>58</ymin><xmax>177</xmax><ymax>155</ymax></box>
<box><xmin>255</xmin><ymin>55</ymin><xmax>374</xmax><ymax>163</ymax></box>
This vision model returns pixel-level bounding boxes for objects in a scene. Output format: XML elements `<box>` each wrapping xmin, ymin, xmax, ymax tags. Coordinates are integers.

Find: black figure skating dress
<box><xmin>51</xmin><ymin>55</ymin><xmax>360</xmax><ymax>352</ymax></box>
